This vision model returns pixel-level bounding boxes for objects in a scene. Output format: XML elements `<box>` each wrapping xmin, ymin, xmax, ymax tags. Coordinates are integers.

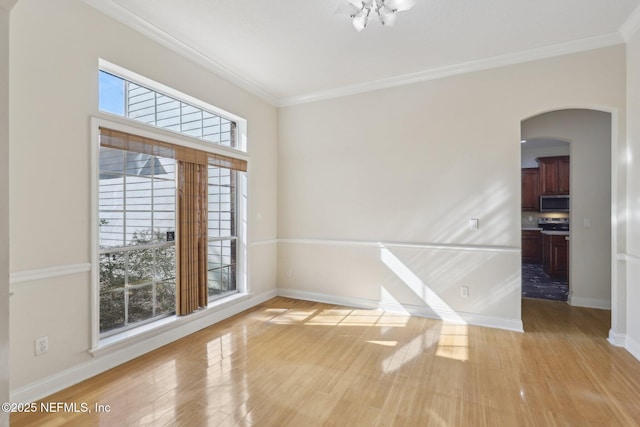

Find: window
<box><xmin>96</xmin><ymin>64</ymin><xmax>247</xmax><ymax>339</ymax></box>
<box><xmin>99</xmin><ymin>70</ymin><xmax>236</xmax><ymax>148</ymax></box>
<box><xmin>207</xmin><ymin>166</ymin><xmax>237</xmax><ymax>298</ymax></box>
<box><xmin>98</xmin><ymin>147</ymin><xmax>177</xmax><ymax>334</ymax></box>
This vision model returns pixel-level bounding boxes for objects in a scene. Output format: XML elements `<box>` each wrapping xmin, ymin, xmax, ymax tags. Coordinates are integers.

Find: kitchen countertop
<box><xmin>522</xmin><ymin>227</ymin><xmax>543</xmax><ymax>231</ymax></box>
<box><xmin>540</xmin><ymin>230</ymin><xmax>570</xmax><ymax>236</ymax></box>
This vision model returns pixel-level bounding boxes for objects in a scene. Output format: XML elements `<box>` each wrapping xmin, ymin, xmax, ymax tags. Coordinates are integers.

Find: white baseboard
<box><xmin>10</xmin><ymin>289</ymin><xmax>277</xmax><ymax>404</ymax></box>
<box><xmin>277</xmin><ymin>288</ymin><xmax>524</xmax><ymax>333</ymax></box>
<box><xmin>608</xmin><ymin>329</ymin><xmax>626</xmax><ymax>347</ymax></box>
<box><xmin>606</xmin><ymin>330</ymin><xmax>640</xmax><ymax>363</ymax></box>
<box><xmin>626</xmin><ymin>335</ymin><xmax>640</xmax><ymax>362</ymax></box>
<box><xmin>568</xmin><ymin>295</ymin><xmax>611</xmax><ymax>310</ymax></box>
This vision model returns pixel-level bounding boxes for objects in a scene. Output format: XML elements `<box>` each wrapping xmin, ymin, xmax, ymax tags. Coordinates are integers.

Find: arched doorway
<box><xmin>520</xmin><ymin>109</ymin><xmax>613</xmax><ymax>323</ymax></box>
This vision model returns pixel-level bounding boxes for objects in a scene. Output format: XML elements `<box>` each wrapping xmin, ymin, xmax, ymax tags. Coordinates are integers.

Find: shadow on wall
<box><xmin>389</xmin><ymin>170</ymin><xmax>518</xmax><ymax>248</ymax></box>
<box><xmin>278</xmin><ymin>160</ymin><xmax>521</xmax><ymax>330</ymax></box>
<box><xmin>379</xmin><ymin>245</ymin><xmax>465</xmax><ymax>323</ymax></box>
<box><xmin>377</xmin><ymin>244</ymin><xmax>520</xmax><ymax>326</ymax></box>
<box><xmin>371</xmin><ymin>174</ymin><xmax>521</xmax><ymax>324</ymax></box>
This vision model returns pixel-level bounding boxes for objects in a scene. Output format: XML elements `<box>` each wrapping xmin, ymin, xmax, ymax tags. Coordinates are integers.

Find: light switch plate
<box><xmin>469</xmin><ymin>218</ymin><xmax>479</xmax><ymax>230</ymax></box>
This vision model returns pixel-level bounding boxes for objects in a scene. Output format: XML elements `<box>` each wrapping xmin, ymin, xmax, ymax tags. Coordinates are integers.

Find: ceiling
<box><xmin>85</xmin><ymin>0</ymin><xmax>640</xmax><ymax>106</ymax></box>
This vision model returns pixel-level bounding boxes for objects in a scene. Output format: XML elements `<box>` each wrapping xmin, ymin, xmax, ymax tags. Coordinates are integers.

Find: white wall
<box><xmin>9</xmin><ymin>0</ymin><xmax>278</xmax><ymax>399</ymax></box>
<box><xmin>0</xmin><ymin>4</ymin><xmax>11</xmax><ymax>426</ymax></box>
<box><xmin>522</xmin><ymin>110</ymin><xmax>612</xmax><ymax>309</ymax></box>
<box><xmin>625</xmin><ymin>29</ymin><xmax>640</xmax><ymax>359</ymax></box>
<box><xmin>278</xmin><ymin>46</ymin><xmax>626</xmax><ymax>332</ymax></box>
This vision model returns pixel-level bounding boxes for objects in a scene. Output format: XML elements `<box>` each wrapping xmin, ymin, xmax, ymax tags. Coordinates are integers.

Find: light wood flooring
<box><xmin>11</xmin><ymin>297</ymin><xmax>640</xmax><ymax>426</ymax></box>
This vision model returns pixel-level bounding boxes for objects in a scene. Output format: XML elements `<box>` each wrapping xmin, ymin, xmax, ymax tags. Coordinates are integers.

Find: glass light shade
<box><xmin>353</xmin><ymin>14</ymin><xmax>368</xmax><ymax>31</ymax></box>
<box><xmin>379</xmin><ymin>11</ymin><xmax>397</xmax><ymax>26</ymax></box>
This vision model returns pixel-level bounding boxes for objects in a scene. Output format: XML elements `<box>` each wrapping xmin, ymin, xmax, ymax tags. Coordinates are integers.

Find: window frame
<box><xmin>91</xmin><ymin>115</ymin><xmax>248</xmax><ymax>349</ymax></box>
<box><xmin>99</xmin><ymin>59</ymin><xmax>248</xmax><ymax>152</ymax></box>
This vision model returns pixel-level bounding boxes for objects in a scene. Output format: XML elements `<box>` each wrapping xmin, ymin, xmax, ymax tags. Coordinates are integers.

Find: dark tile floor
<box><xmin>522</xmin><ymin>263</ymin><xmax>568</xmax><ymax>301</ymax></box>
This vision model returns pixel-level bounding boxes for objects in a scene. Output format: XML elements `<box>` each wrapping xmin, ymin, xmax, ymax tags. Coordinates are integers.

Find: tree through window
<box><xmin>97</xmin><ymin>128</ymin><xmax>246</xmax><ymax>336</ymax></box>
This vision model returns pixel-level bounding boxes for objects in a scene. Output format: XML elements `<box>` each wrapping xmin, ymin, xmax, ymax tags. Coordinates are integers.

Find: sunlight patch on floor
<box><xmin>382</xmin><ymin>325</ymin><xmax>441</xmax><ymax>373</ymax></box>
<box><xmin>269</xmin><ymin>309</ymin><xmax>318</xmax><ymax>324</ymax></box>
<box><xmin>302</xmin><ymin>308</ymin><xmax>409</xmax><ymax>327</ymax></box>
<box><xmin>435</xmin><ymin>323</ymin><xmax>469</xmax><ymax>361</ymax></box>
<box><xmin>366</xmin><ymin>340</ymin><xmax>398</xmax><ymax>347</ymax></box>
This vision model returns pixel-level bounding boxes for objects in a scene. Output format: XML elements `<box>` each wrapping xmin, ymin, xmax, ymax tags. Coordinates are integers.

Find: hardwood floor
<box><xmin>11</xmin><ymin>297</ymin><xmax>640</xmax><ymax>426</ymax></box>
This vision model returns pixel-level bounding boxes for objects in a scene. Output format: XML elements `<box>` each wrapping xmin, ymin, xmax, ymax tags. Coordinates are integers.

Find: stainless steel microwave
<box><xmin>540</xmin><ymin>195</ymin><xmax>570</xmax><ymax>212</ymax></box>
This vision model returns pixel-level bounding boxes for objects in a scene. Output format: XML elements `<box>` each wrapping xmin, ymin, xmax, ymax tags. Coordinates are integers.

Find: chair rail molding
<box><xmin>9</xmin><ymin>263</ymin><xmax>92</xmax><ymax>285</ymax></box>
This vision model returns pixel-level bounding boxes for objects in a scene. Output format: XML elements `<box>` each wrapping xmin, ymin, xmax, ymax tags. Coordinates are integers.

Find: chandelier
<box><xmin>342</xmin><ymin>0</ymin><xmax>417</xmax><ymax>32</ymax></box>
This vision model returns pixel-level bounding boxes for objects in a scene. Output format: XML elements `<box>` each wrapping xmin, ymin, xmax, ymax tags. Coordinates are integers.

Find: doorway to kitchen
<box><xmin>520</xmin><ymin>109</ymin><xmax>612</xmax><ymax>310</ymax></box>
<box><xmin>521</xmin><ymin>138</ymin><xmax>570</xmax><ymax>301</ymax></box>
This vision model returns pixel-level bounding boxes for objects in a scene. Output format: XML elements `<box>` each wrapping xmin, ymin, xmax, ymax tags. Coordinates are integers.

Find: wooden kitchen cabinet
<box><xmin>537</xmin><ymin>156</ymin><xmax>570</xmax><ymax>195</ymax></box>
<box><xmin>521</xmin><ymin>168</ymin><xmax>540</xmax><ymax>211</ymax></box>
<box><xmin>558</xmin><ymin>157</ymin><xmax>570</xmax><ymax>194</ymax></box>
<box><xmin>522</xmin><ymin>230</ymin><xmax>542</xmax><ymax>263</ymax></box>
<box><xmin>542</xmin><ymin>233</ymin><xmax>568</xmax><ymax>279</ymax></box>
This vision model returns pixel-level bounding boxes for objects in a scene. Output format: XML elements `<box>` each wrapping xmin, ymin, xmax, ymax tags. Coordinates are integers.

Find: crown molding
<box><xmin>620</xmin><ymin>4</ymin><xmax>640</xmax><ymax>41</ymax></box>
<box><xmin>278</xmin><ymin>32</ymin><xmax>624</xmax><ymax>107</ymax></box>
<box><xmin>81</xmin><ymin>0</ymin><xmax>279</xmax><ymax>106</ymax></box>
<box><xmin>80</xmin><ymin>0</ymin><xmax>626</xmax><ymax>109</ymax></box>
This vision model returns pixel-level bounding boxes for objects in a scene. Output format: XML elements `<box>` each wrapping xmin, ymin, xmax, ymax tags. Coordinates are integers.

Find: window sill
<box><xmin>89</xmin><ymin>292</ymin><xmax>249</xmax><ymax>357</ymax></box>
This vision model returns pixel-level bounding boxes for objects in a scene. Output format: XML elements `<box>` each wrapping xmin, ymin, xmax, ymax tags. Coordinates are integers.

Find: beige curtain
<box><xmin>176</xmin><ymin>162</ymin><xmax>208</xmax><ymax>315</ymax></box>
<box><xmin>100</xmin><ymin>127</ymin><xmax>247</xmax><ymax>171</ymax></box>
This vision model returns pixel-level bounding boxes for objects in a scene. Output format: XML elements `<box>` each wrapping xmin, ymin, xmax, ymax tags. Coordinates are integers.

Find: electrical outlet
<box><xmin>460</xmin><ymin>286</ymin><xmax>469</xmax><ymax>298</ymax></box>
<box><xmin>35</xmin><ymin>336</ymin><xmax>48</xmax><ymax>356</ymax></box>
